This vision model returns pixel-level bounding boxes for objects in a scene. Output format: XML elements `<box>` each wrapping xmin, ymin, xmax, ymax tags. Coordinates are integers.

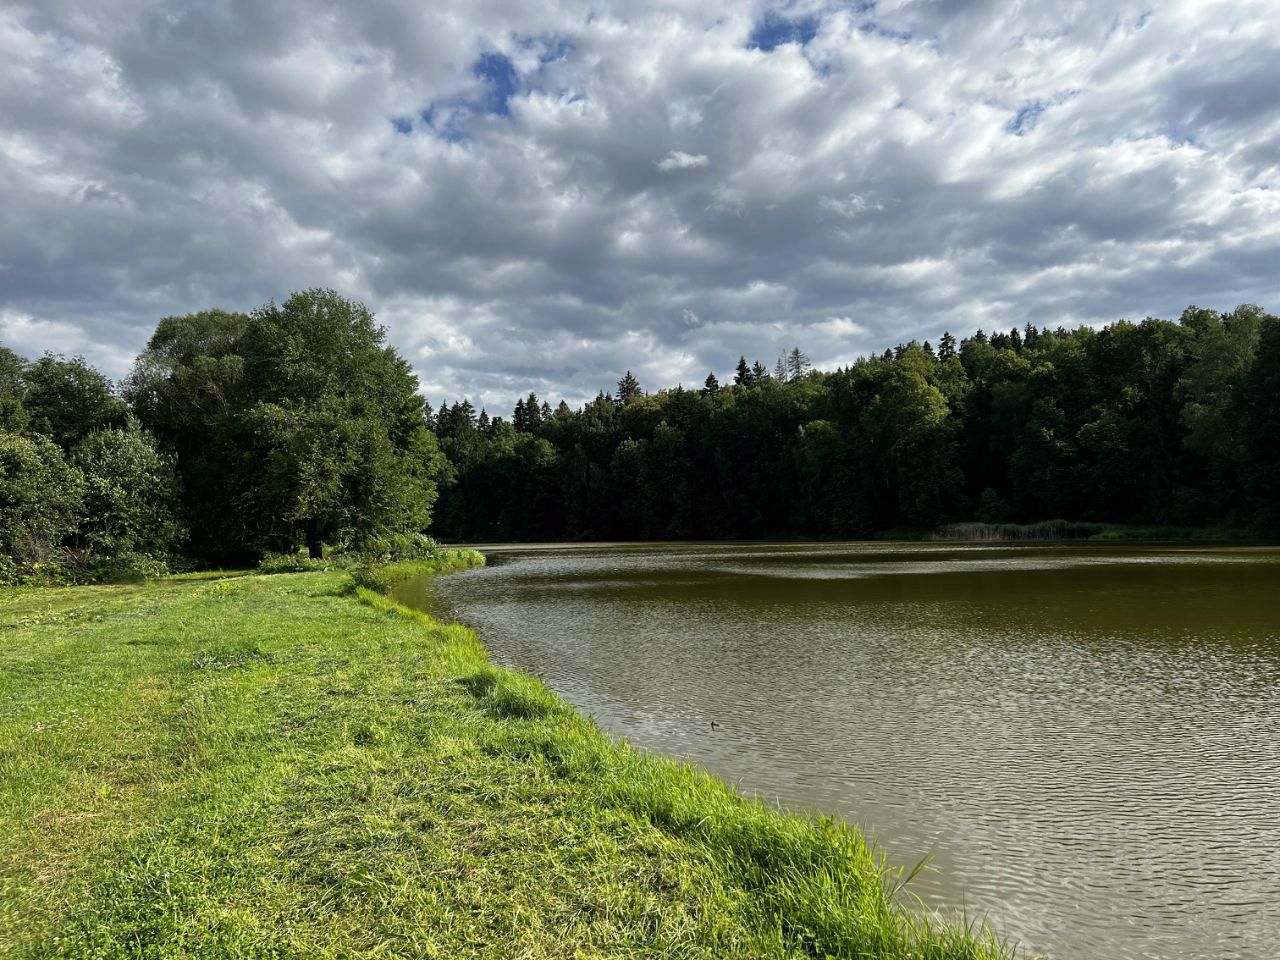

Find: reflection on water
<box><xmin>393</xmin><ymin>542</ymin><xmax>1280</xmax><ymax>960</ymax></box>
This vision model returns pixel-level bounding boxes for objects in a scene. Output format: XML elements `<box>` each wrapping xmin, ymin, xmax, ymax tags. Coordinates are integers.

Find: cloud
<box><xmin>656</xmin><ymin>151</ymin><xmax>711</xmax><ymax>171</ymax></box>
<box><xmin>0</xmin><ymin>0</ymin><xmax>1278</xmax><ymax>411</ymax></box>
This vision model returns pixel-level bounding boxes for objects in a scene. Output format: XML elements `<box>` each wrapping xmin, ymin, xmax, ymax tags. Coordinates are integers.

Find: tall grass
<box><xmin>931</xmin><ymin>520</ymin><xmax>1105</xmax><ymax>541</ymax></box>
<box><xmin>932</xmin><ymin>520</ymin><xmax>1256</xmax><ymax>543</ymax></box>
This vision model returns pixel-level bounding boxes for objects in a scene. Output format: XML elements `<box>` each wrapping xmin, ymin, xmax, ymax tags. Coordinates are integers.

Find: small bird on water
<box><xmin>710</xmin><ymin>720</ymin><xmax>719</xmax><ymax>730</ymax></box>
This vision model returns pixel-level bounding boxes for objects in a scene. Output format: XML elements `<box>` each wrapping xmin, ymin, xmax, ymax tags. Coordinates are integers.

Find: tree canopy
<box><xmin>432</xmin><ymin>305</ymin><xmax>1280</xmax><ymax>541</ymax></box>
<box><xmin>4</xmin><ymin>295</ymin><xmax>1278</xmax><ymax>579</ymax></box>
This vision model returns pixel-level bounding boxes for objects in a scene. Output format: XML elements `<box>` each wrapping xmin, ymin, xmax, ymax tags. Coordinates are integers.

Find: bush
<box><xmin>257</xmin><ymin>551</ymin><xmax>343</xmax><ymax>574</ymax></box>
<box><xmin>76</xmin><ymin>551</ymin><xmax>170</xmax><ymax>584</ymax></box>
<box><xmin>358</xmin><ymin>532</ymin><xmax>439</xmax><ymax>562</ymax></box>
<box><xmin>0</xmin><ymin>550</ymin><xmax>169</xmax><ymax>586</ymax></box>
<box><xmin>0</xmin><ymin>431</ymin><xmax>85</xmax><ymax>562</ymax></box>
<box><xmin>70</xmin><ymin>422</ymin><xmax>184</xmax><ymax>556</ymax></box>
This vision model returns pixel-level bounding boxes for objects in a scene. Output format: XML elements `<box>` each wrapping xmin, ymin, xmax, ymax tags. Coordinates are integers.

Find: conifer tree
<box><xmin>787</xmin><ymin>346</ymin><xmax>811</xmax><ymax>381</ymax></box>
<box><xmin>938</xmin><ymin>332</ymin><xmax>957</xmax><ymax>361</ymax></box>
<box><xmin>616</xmin><ymin>371</ymin><xmax>642</xmax><ymax>406</ymax></box>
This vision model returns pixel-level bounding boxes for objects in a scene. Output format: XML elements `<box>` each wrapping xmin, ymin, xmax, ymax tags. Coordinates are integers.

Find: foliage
<box><xmin>346</xmin><ymin>549</ymin><xmax>485</xmax><ymax>592</ymax></box>
<box><xmin>0</xmin><ymin>569</ymin><xmax>1007</xmax><ymax>959</ymax></box>
<box><xmin>434</xmin><ymin>306</ymin><xmax>1280</xmax><ymax>540</ymax></box>
<box><xmin>74</xmin><ymin>551</ymin><xmax>171</xmax><ymax>583</ymax></box>
<box><xmin>0</xmin><ymin>346</ymin><xmax>28</xmax><ymax>433</ymax></box>
<box><xmin>125</xmin><ymin>290</ymin><xmax>445</xmax><ymax>561</ymax></box>
<box><xmin>0</xmin><ymin>431</ymin><xmax>85</xmax><ymax>562</ymax></box>
<box><xmin>20</xmin><ymin>353</ymin><xmax>126</xmax><ymax>448</ymax></box>
<box><xmin>0</xmin><ymin>550</ymin><xmax>170</xmax><ymax>587</ymax></box>
<box><xmin>257</xmin><ymin>551</ymin><xmax>345</xmax><ymax>574</ymax></box>
<box><xmin>359</xmin><ymin>531</ymin><xmax>440</xmax><ymax>562</ymax></box>
<box><xmin>6</xmin><ymin>297</ymin><xmax>1279</xmax><ymax>561</ymax></box>
<box><xmin>69</xmin><ymin>422</ymin><xmax>184</xmax><ymax>556</ymax></box>
<box><xmin>122</xmin><ymin>309</ymin><xmax>251</xmax><ymax>560</ymax></box>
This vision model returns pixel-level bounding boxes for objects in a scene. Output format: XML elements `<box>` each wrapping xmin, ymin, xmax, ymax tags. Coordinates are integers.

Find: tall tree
<box><xmin>124</xmin><ymin>309</ymin><xmax>250</xmax><ymax>559</ymax></box>
<box><xmin>787</xmin><ymin>347</ymin><xmax>812</xmax><ymax>381</ymax></box>
<box><xmin>22</xmin><ymin>354</ymin><xmax>126</xmax><ymax>448</ymax></box>
<box><xmin>616</xmin><ymin>371</ymin><xmax>642</xmax><ymax>406</ymax></box>
<box><xmin>0</xmin><ymin>346</ymin><xmax>28</xmax><ymax>432</ymax></box>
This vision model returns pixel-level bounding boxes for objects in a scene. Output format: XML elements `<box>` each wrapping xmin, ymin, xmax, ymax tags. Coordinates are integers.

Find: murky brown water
<box><xmin>393</xmin><ymin>542</ymin><xmax>1280</xmax><ymax>960</ymax></box>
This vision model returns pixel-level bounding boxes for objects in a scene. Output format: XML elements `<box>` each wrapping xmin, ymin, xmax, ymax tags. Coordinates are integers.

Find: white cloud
<box><xmin>814</xmin><ymin>316</ymin><xmax>866</xmax><ymax>338</ymax></box>
<box><xmin>0</xmin><ymin>0</ymin><xmax>1278</xmax><ymax>411</ymax></box>
<box><xmin>656</xmin><ymin>150</ymin><xmax>710</xmax><ymax>171</ymax></box>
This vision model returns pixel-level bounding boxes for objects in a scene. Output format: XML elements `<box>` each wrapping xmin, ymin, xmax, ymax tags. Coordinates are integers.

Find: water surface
<box><xmin>393</xmin><ymin>542</ymin><xmax>1280</xmax><ymax>960</ymax></box>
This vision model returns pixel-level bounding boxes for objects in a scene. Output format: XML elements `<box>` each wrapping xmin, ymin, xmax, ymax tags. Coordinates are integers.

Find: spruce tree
<box><xmin>616</xmin><ymin>371</ymin><xmax>642</xmax><ymax>406</ymax></box>
<box><xmin>938</xmin><ymin>332</ymin><xmax>957</xmax><ymax>361</ymax></box>
<box><xmin>786</xmin><ymin>346</ymin><xmax>811</xmax><ymax>380</ymax></box>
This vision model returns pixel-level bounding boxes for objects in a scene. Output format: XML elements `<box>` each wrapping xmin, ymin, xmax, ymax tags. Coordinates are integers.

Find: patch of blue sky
<box><xmin>748</xmin><ymin>11</ymin><xmax>820</xmax><ymax>52</ymax></box>
<box><xmin>1007</xmin><ymin>101</ymin><xmax>1046</xmax><ymax>135</ymax></box>
<box><xmin>473</xmin><ymin>51</ymin><xmax>518</xmax><ymax>116</ymax></box>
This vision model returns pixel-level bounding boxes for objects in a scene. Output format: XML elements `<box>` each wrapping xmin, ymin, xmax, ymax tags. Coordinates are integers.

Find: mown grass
<box><xmin>0</xmin><ymin>553</ymin><xmax>1011</xmax><ymax>959</ymax></box>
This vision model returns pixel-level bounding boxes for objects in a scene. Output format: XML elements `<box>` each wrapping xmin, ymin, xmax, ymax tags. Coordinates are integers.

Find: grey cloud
<box><xmin>1</xmin><ymin>0</ymin><xmax>1278</xmax><ymax>411</ymax></box>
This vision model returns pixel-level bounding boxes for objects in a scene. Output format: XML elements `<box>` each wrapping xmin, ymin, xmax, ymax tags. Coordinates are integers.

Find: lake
<box><xmin>392</xmin><ymin>542</ymin><xmax>1280</xmax><ymax>960</ymax></box>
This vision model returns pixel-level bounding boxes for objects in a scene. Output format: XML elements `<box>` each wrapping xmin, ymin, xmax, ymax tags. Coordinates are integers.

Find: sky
<box><xmin>2</xmin><ymin>0</ymin><xmax>1279</xmax><ymax>412</ymax></box>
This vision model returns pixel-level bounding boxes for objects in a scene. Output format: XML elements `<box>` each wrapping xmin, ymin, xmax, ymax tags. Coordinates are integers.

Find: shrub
<box><xmin>0</xmin><ymin>550</ymin><xmax>169</xmax><ymax>586</ymax></box>
<box><xmin>70</xmin><ymin>422</ymin><xmax>184</xmax><ymax>556</ymax></box>
<box><xmin>75</xmin><ymin>551</ymin><xmax>170</xmax><ymax>584</ymax></box>
<box><xmin>257</xmin><ymin>551</ymin><xmax>342</xmax><ymax>574</ymax></box>
<box><xmin>0</xmin><ymin>431</ymin><xmax>85</xmax><ymax>562</ymax></box>
<box><xmin>358</xmin><ymin>532</ymin><xmax>439</xmax><ymax>562</ymax></box>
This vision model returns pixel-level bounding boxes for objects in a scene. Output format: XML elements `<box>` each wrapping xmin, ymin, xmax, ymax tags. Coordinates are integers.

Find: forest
<box><xmin>2</xmin><ymin>289</ymin><xmax>1278</xmax><ymax>580</ymax></box>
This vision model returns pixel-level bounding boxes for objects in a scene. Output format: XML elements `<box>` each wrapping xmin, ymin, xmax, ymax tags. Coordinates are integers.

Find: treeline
<box><xmin>433</xmin><ymin>305</ymin><xmax>1280</xmax><ymax>540</ymax></box>
<box><xmin>1</xmin><ymin>290</ymin><xmax>444</xmax><ymax>581</ymax></box>
<box><xmin>3</xmin><ymin>295</ymin><xmax>1278</xmax><ymax>581</ymax></box>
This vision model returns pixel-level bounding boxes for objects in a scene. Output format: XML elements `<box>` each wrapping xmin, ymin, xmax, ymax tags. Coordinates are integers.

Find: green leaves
<box><xmin>0</xmin><ymin>431</ymin><xmax>84</xmax><ymax>561</ymax></box>
<box><xmin>70</xmin><ymin>422</ymin><xmax>184</xmax><ymax>557</ymax></box>
<box><xmin>123</xmin><ymin>290</ymin><xmax>443</xmax><ymax>561</ymax></box>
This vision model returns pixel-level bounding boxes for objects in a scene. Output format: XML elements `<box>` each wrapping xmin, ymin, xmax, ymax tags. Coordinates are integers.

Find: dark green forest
<box><xmin>2</xmin><ymin>290</ymin><xmax>1278</xmax><ymax>580</ymax></box>
<box><xmin>433</xmin><ymin>303</ymin><xmax>1280</xmax><ymax>541</ymax></box>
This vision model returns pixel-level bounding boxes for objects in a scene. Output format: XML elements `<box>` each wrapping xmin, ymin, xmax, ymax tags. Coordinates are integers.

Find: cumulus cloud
<box><xmin>1</xmin><ymin>0</ymin><xmax>1278</xmax><ymax>411</ymax></box>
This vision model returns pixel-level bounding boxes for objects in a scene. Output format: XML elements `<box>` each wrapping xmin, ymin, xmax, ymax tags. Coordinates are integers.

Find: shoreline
<box><xmin>0</xmin><ymin>552</ymin><xmax>1012</xmax><ymax>959</ymax></box>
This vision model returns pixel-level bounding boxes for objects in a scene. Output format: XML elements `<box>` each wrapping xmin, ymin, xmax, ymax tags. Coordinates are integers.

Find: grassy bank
<box><xmin>1</xmin><ymin>553</ymin><xmax>1009</xmax><ymax>959</ymax></box>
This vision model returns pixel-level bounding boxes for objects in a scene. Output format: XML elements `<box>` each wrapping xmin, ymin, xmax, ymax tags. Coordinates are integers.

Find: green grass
<box><xmin>931</xmin><ymin>519</ymin><xmax>1258</xmax><ymax>543</ymax></box>
<box><xmin>0</xmin><ymin>552</ymin><xmax>1011</xmax><ymax>959</ymax></box>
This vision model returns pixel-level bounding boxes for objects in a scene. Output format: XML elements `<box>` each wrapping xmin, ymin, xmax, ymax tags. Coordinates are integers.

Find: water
<box><xmin>392</xmin><ymin>542</ymin><xmax>1280</xmax><ymax>960</ymax></box>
